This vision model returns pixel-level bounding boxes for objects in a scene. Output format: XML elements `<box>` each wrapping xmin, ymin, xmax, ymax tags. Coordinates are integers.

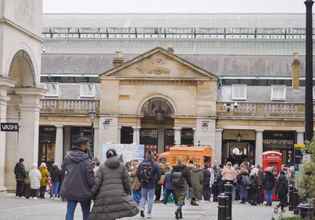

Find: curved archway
<box><xmin>137</xmin><ymin>94</ymin><xmax>177</xmax><ymax>116</ymax></box>
<box><xmin>8</xmin><ymin>50</ymin><xmax>36</xmax><ymax>88</ymax></box>
<box><xmin>139</xmin><ymin>96</ymin><xmax>176</xmax><ymax>153</ymax></box>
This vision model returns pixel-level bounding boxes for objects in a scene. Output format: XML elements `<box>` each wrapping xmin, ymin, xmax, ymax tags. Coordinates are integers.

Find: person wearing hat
<box><xmin>14</xmin><ymin>158</ymin><xmax>27</xmax><ymax>198</ymax></box>
<box><xmin>61</xmin><ymin>136</ymin><xmax>96</xmax><ymax>220</ymax></box>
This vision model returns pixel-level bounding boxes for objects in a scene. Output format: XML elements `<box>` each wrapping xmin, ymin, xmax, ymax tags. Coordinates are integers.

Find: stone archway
<box><xmin>3</xmin><ymin>50</ymin><xmax>45</xmax><ymax>190</ymax></box>
<box><xmin>140</xmin><ymin>97</ymin><xmax>175</xmax><ymax>153</ymax></box>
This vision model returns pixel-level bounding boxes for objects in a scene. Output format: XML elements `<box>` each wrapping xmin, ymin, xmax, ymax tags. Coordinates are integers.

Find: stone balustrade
<box><xmin>217</xmin><ymin>102</ymin><xmax>306</xmax><ymax>119</ymax></box>
<box><xmin>40</xmin><ymin>99</ymin><xmax>100</xmax><ymax>114</ymax></box>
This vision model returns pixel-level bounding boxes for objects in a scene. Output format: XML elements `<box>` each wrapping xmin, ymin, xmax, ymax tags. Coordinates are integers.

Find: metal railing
<box><xmin>40</xmin><ymin>99</ymin><xmax>100</xmax><ymax>114</ymax></box>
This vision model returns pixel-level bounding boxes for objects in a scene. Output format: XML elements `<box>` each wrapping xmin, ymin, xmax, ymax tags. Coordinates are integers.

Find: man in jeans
<box><xmin>61</xmin><ymin>137</ymin><xmax>95</xmax><ymax>220</ymax></box>
<box><xmin>137</xmin><ymin>151</ymin><xmax>160</xmax><ymax>219</ymax></box>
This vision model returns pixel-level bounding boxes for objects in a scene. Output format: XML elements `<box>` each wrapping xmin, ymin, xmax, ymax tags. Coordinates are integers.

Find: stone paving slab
<box><xmin>0</xmin><ymin>193</ymin><xmax>277</xmax><ymax>220</ymax></box>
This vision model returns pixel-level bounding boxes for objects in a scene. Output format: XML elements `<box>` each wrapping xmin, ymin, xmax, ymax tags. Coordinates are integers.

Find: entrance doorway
<box><xmin>139</xmin><ymin>97</ymin><xmax>175</xmax><ymax>153</ymax></box>
<box><xmin>222</xmin><ymin>130</ymin><xmax>256</xmax><ymax>165</ymax></box>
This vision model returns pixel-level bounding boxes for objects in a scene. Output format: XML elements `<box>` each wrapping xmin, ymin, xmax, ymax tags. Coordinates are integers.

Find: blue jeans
<box><xmin>265</xmin><ymin>190</ymin><xmax>273</xmax><ymax>206</ymax></box>
<box><xmin>239</xmin><ymin>186</ymin><xmax>248</xmax><ymax>203</ymax></box>
<box><xmin>66</xmin><ymin>200</ymin><xmax>91</xmax><ymax>220</ymax></box>
<box><xmin>52</xmin><ymin>182</ymin><xmax>60</xmax><ymax>197</ymax></box>
<box><xmin>140</xmin><ymin>188</ymin><xmax>155</xmax><ymax>214</ymax></box>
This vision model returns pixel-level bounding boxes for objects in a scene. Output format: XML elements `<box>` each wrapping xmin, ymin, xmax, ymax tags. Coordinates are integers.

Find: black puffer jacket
<box><xmin>60</xmin><ymin>148</ymin><xmax>95</xmax><ymax>201</ymax></box>
<box><xmin>89</xmin><ymin>156</ymin><xmax>139</xmax><ymax>220</ymax></box>
<box><xmin>14</xmin><ymin>162</ymin><xmax>26</xmax><ymax>181</ymax></box>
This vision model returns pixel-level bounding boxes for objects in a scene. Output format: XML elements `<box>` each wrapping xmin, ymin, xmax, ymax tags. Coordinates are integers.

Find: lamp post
<box><xmin>88</xmin><ymin>110</ymin><xmax>96</xmax><ymax>158</ymax></box>
<box><xmin>305</xmin><ymin>0</ymin><xmax>314</xmax><ymax>142</ymax></box>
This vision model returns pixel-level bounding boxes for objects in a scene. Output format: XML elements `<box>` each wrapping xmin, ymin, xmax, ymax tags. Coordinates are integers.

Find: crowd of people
<box><xmin>14</xmin><ymin>158</ymin><xmax>62</xmax><ymax>199</ymax></box>
<box><xmin>13</xmin><ymin>137</ymin><xmax>296</xmax><ymax>220</ymax></box>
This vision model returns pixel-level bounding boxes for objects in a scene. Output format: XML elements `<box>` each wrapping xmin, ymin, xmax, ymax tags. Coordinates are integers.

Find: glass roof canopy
<box><xmin>42</xmin><ymin>27</ymin><xmax>308</xmax><ymax>40</ymax></box>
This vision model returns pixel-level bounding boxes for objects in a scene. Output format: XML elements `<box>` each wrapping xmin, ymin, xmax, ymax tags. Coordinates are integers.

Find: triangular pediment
<box><xmin>100</xmin><ymin>47</ymin><xmax>217</xmax><ymax>81</ymax></box>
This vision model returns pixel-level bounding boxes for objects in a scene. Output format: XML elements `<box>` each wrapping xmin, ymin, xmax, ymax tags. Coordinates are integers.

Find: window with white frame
<box><xmin>45</xmin><ymin>83</ymin><xmax>59</xmax><ymax>97</ymax></box>
<box><xmin>80</xmin><ymin>83</ymin><xmax>96</xmax><ymax>98</ymax></box>
<box><xmin>231</xmin><ymin>84</ymin><xmax>247</xmax><ymax>100</ymax></box>
<box><xmin>271</xmin><ymin>85</ymin><xmax>286</xmax><ymax>101</ymax></box>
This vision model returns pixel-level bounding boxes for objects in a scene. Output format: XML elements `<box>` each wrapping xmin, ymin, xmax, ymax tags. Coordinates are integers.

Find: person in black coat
<box><xmin>275</xmin><ymin>171</ymin><xmax>288</xmax><ymax>212</ymax></box>
<box><xmin>263</xmin><ymin>170</ymin><xmax>275</xmax><ymax>206</ymax></box>
<box><xmin>14</xmin><ymin>158</ymin><xmax>27</xmax><ymax>197</ymax></box>
<box><xmin>248</xmin><ymin>173</ymin><xmax>259</xmax><ymax>205</ymax></box>
<box><xmin>203</xmin><ymin>164</ymin><xmax>211</xmax><ymax>201</ymax></box>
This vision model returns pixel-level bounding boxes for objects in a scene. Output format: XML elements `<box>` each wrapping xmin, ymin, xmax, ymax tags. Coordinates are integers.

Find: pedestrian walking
<box><xmin>39</xmin><ymin>163</ymin><xmax>49</xmax><ymax>199</ymax></box>
<box><xmin>222</xmin><ymin>161</ymin><xmax>237</xmax><ymax>184</ymax></box>
<box><xmin>248</xmin><ymin>170</ymin><xmax>259</xmax><ymax>206</ymax></box>
<box><xmin>172</xmin><ymin>158</ymin><xmax>192</xmax><ymax>220</ymax></box>
<box><xmin>203</xmin><ymin>164</ymin><xmax>211</xmax><ymax>201</ymax></box>
<box><xmin>275</xmin><ymin>171</ymin><xmax>288</xmax><ymax>212</ymax></box>
<box><xmin>14</xmin><ymin>158</ymin><xmax>26</xmax><ymax>198</ymax></box>
<box><xmin>137</xmin><ymin>151</ymin><xmax>161</xmax><ymax>219</ymax></box>
<box><xmin>190</xmin><ymin>164</ymin><xmax>203</xmax><ymax>205</ymax></box>
<box><xmin>89</xmin><ymin>149</ymin><xmax>139</xmax><ymax>220</ymax></box>
<box><xmin>238</xmin><ymin>165</ymin><xmax>250</xmax><ymax>204</ymax></box>
<box><xmin>50</xmin><ymin>164</ymin><xmax>62</xmax><ymax>199</ymax></box>
<box><xmin>162</xmin><ymin>166</ymin><xmax>175</xmax><ymax>204</ymax></box>
<box><xmin>263</xmin><ymin>168</ymin><xmax>275</xmax><ymax>206</ymax></box>
<box><xmin>29</xmin><ymin>163</ymin><xmax>41</xmax><ymax>199</ymax></box>
<box><xmin>130</xmin><ymin>161</ymin><xmax>141</xmax><ymax>204</ymax></box>
<box><xmin>60</xmin><ymin>137</ymin><xmax>95</xmax><ymax>220</ymax></box>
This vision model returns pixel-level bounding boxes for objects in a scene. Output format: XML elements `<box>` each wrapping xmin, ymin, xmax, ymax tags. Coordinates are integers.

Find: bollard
<box><xmin>292</xmin><ymin>188</ymin><xmax>300</xmax><ymax>215</ymax></box>
<box><xmin>298</xmin><ymin>203</ymin><xmax>314</xmax><ymax>220</ymax></box>
<box><xmin>288</xmin><ymin>184</ymin><xmax>294</xmax><ymax>211</ymax></box>
<box><xmin>224</xmin><ymin>183</ymin><xmax>233</xmax><ymax>220</ymax></box>
<box><xmin>218</xmin><ymin>193</ymin><xmax>228</xmax><ymax>220</ymax></box>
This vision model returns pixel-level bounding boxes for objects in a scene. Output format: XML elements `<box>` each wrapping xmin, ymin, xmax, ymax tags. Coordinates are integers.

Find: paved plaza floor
<box><xmin>0</xmin><ymin>193</ymin><xmax>278</xmax><ymax>220</ymax></box>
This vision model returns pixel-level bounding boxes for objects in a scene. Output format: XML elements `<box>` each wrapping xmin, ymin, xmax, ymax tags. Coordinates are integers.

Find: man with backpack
<box><xmin>137</xmin><ymin>151</ymin><xmax>161</xmax><ymax>219</ymax></box>
<box><xmin>172</xmin><ymin>158</ymin><xmax>192</xmax><ymax>220</ymax></box>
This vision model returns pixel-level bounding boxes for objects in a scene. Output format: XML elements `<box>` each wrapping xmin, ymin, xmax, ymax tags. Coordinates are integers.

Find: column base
<box><xmin>0</xmin><ymin>185</ymin><xmax>7</xmax><ymax>192</ymax></box>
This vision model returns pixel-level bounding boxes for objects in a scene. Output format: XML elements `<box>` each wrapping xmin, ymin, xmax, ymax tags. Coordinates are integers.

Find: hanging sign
<box><xmin>0</xmin><ymin>123</ymin><xmax>19</xmax><ymax>132</ymax></box>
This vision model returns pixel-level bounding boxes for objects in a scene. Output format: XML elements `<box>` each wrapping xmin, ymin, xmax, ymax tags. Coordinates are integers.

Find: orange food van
<box><xmin>159</xmin><ymin>146</ymin><xmax>214</xmax><ymax>167</ymax></box>
<box><xmin>262</xmin><ymin>151</ymin><xmax>282</xmax><ymax>175</ymax></box>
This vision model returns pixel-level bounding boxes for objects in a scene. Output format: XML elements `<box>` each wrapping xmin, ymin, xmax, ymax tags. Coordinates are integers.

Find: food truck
<box><xmin>158</xmin><ymin>146</ymin><xmax>214</xmax><ymax>167</ymax></box>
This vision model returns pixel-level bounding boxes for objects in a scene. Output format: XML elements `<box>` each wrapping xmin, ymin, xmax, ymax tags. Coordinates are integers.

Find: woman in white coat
<box><xmin>29</xmin><ymin>164</ymin><xmax>41</xmax><ymax>199</ymax></box>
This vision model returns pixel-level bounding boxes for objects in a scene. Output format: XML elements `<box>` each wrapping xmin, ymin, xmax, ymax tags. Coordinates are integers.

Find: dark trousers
<box><xmin>155</xmin><ymin>184</ymin><xmax>162</xmax><ymax>201</ymax></box>
<box><xmin>40</xmin><ymin>186</ymin><xmax>46</xmax><ymax>198</ymax></box>
<box><xmin>66</xmin><ymin>200</ymin><xmax>91</xmax><ymax>220</ymax></box>
<box><xmin>30</xmin><ymin>189</ymin><xmax>39</xmax><ymax>198</ymax></box>
<box><xmin>16</xmin><ymin>180</ymin><xmax>25</xmax><ymax>197</ymax></box>
<box><xmin>203</xmin><ymin>185</ymin><xmax>211</xmax><ymax>201</ymax></box>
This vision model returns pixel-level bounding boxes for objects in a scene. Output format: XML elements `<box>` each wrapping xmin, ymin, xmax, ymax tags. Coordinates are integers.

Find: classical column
<box><xmin>133</xmin><ymin>127</ymin><xmax>140</xmax><ymax>145</ymax></box>
<box><xmin>93</xmin><ymin>125</ymin><xmax>100</xmax><ymax>160</ymax></box>
<box><xmin>174</xmin><ymin>127</ymin><xmax>181</xmax><ymax>145</ymax></box>
<box><xmin>0</xmin><ymin>77</ymin><xmax>14</xmax><ymax>191</ymax></box>
<box><xmin>54</xmin><ymin>125</ymin><xmax>63</xmax><ymax>166</ymax></box>
<box><xmin>255</xmin><ymin>129</ymin><xmax>264</xmax><ymax>166</ymax></box>
<box><xmin>297</xmin><ymin>131</ymin><xmax>305</xmax><ymax>144</ymax></box>
<box><xmin>15</xmin><ymin>88</ymin><xmax>45</xmax><ymax>169</ymax></box>
<box><xmin>0</xmin><ymin>94</ymin><xmax>9</xmax><ymax>191</ymax></box>
<box><xmin>117</xmin><ymin>126</ymin><xmax>121</xmax><ymax>144</ymax></box>
<box><xmin>215</xmin><ymin>129</ymin><xmax>223</xmax><ymax>165</ymax></box>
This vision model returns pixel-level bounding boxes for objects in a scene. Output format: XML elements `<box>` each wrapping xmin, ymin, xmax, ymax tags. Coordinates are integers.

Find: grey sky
<box><xmin>44</xmin><ymin>0</ymin><xmax>306</xmax><ymax>13</ymax></box>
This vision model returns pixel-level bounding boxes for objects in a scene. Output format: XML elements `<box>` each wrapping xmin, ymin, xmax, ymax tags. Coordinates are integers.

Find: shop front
<box><xmin>38</xmin><ymin>126</ymin><xmax>56</xmax><ymax>165</ymax></box>
<box><xmin>263</xmin><ymin>131</ymin><xmax>295</xmax><ymax>165</ymax></box>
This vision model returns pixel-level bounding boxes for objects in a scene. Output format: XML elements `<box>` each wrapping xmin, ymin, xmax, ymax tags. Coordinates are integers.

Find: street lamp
<box><xmin>305</xmin><ymin>0</ymin><xmax>314</xmax><ymax>142</ymax></box>
<box><xmin>88</xmin><ymin>110</ymin><xmax>96</xmax><ymax>158</ymax></box>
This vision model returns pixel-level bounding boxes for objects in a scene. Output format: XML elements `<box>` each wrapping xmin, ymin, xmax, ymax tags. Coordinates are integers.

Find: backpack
<box><xmin>139</xmin><ymin>161</ymin><xmax>154</xmax><ymax>184</ymax></box>
<box><xmin>171</xmin><ymin>171</ymin><xmax>184</xmax><ymax>186</ymax></box>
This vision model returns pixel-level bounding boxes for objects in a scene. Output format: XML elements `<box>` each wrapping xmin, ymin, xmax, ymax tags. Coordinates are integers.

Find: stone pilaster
<box><xmin>54</xmin><ymin>125</ymin><xmax>63</xmax><ymax>166</ymax></box>
<box><xmin>93</xmin><ymin>125</ymin><xmax>100</xmax><ymax>160</ymax></box>
<box><xmin>133</xmin><ymin>127</ymin><xmax>140</xmax><ymax>145</ymax></box>
<box><xmin>174</xmin><ymin>127</ymin><xmax>181</xmax><ymax>145</ymax></box>
<box><xmin>255</xmin><ymin>129</ymin><xmax>264</xmax><ymax>165</ymax></box>
<box><xmin>194</xmin><ymin>118</ymin><xmax>216</xmax><ymax>147</ymax></box>
<box><xmin>215</xmin><ymin>128</ymin><xmax>223</xmax><ymax>165</ymax></box>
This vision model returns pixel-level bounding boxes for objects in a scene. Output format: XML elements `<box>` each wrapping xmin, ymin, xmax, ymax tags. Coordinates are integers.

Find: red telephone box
<box><xmin>262</xmin><ymin>151</ymin><xmax>282</xmax><ymax>201</ymax></box>
<box><xmin>262</xmin><ymin>151</ymin><xmax>282</xmax><ymax>175</ymax></box>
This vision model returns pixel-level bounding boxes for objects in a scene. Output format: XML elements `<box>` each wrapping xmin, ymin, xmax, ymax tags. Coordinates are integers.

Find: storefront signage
<box><xmin>102</xmin><ymin>119</ymin><xmax>112</xmax><ymax>128</ymax></box>
<box><xmin>0</xmin><ymin>123</ymin><xmax>19</xmax><ymax>132</ymax></box>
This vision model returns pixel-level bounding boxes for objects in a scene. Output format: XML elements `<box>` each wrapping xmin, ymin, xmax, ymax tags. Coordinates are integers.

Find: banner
<box><xmin>101</xmin><ymin>144</ymin><xmax>144</xmax><ymax>162</ymax></box>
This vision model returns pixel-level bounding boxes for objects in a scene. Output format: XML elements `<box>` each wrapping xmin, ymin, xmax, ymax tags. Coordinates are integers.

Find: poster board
<box><xmin>101</xmin><ymin>144</ymin><xmax>145</xmax><ymax>162</ymax></box>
